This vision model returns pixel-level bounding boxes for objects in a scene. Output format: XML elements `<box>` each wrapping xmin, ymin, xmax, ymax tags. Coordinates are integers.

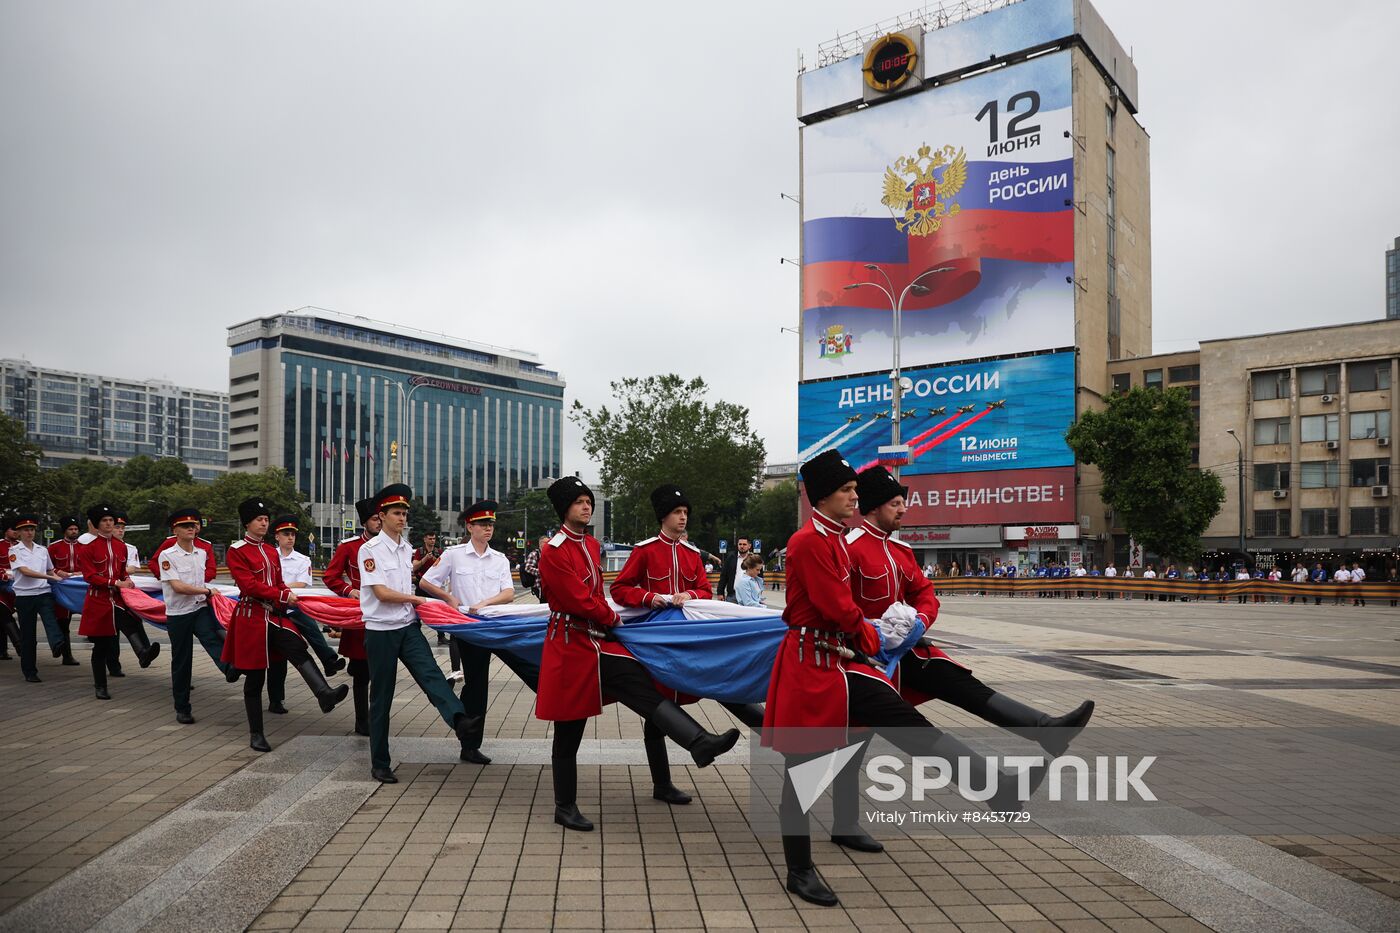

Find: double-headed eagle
<box><xmin>881</xmin><ymin>144</ymin><xmax>966</xmax><ymax>237</ymax></box>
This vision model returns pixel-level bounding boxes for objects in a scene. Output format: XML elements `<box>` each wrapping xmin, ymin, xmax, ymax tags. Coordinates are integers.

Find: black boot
<box><xmin>2</xmin><ymin>615</ymin><xmax>21</xmax><ymax>659</ymax></box>
<box><xmin>722</xmin><ymin>702</ymin><xmax>767</xmax><ymax>730</ymax></box>
<box><xmin>91</xmin><ymin>647</ymin><xmax>110</xmax><ymax>699</ymax></box>
<box><xmin>552</xmin><ymin>756</ymin><xmax>593</xmax><ymax>831</ymax></box>
<box><xmin>245</xmin><ymin>690</ymin><xmax>271</xmax><ymax>752</ymax></box>
<box><xmin>647</xmin><ymin>700</ymin><xmax>740</xmax><ymax>768</ymax></box>
<box><xmin>323</xmin><ymin>654</ymin><xmax>347</xmax><ymax>678</ymax></box>
<box><xmin>123</xmin><ymin>626</ymin><xmax>160</xmax><ymax>669</ymax></box>
<box><xmin>982</xmin><ymin>695</ymin><xmax>1095</xmax><ymax>757</ymax></box>
<box><xmin>353</xmin><ymin>672</ymin><xmax>369</xmax><ymax>736</ymax></box>
<box><xmin>294</xmin><ymin>659</ymin><xmax>350</xmax><ymax>713</ymax></box>
<box><xmin>830</xmin><ymin>740</ymin><xmax>881</xmax><ymax>852</ymax></box>
<box><xmin>60</xmin><ymin>640</ymin><xmax>80</xmax><ymax>666</ymax></box>
<box><xmin>644</xmin><ymin>720</ymin><xmax>691</xmax><ymax>805</ymax></box>
<box><xmin>783</xmin><ymin>836</ymin><xmax>838</xmax><ymax>906</ymax></box>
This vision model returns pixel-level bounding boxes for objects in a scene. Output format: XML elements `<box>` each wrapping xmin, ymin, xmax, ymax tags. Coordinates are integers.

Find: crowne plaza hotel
<box><xmin>226</xmin><ymin>308</ymin><xmax>565</xmax><ymax>534</ymax></box>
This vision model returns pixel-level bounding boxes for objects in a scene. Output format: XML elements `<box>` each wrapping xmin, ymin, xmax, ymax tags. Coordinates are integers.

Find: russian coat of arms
<box><xmin>880</xmin><ymin>144</ymin><xmax>966</xmax><ymax>237</ymax></box>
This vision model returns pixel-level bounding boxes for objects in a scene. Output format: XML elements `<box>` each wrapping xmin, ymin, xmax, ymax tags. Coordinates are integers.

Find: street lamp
<box><xmin>844</xmin><ymin>264</ymin><xmax>955</xmax><ymax>477</ymax></box>
<box><xmin>1226</xmin><ymin>429</ymin><xmax>1246</xmax><ymax>559</ymax></box>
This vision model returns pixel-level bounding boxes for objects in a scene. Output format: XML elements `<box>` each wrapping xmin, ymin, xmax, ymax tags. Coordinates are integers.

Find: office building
<box><xmin>0</xmin><ymin>359</ymin><xmax>228</xmax><ymax>481</ymax></box>
<box><xmin>225</xmin><ymin>308</ymin><xmax>566</xmax><ymax>535</ymax></box>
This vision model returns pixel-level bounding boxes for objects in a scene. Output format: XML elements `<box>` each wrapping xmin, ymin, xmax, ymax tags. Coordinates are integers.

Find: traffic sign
<box><xmin>342</xmin><ymin>519</ymin><xmax>354</xmax><ymax>534</ymax></box>
<box><xmin>753</xmin><ymin>538</ymin><xmax>761</xmax><ymax>553</ymax></box>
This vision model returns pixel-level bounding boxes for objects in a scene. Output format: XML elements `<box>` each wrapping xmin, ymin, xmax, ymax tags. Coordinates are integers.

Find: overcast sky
<box><xmin>2</xmin><ymin>1</ymin><xmax>1397</xmax><ymax>481</ymax></box>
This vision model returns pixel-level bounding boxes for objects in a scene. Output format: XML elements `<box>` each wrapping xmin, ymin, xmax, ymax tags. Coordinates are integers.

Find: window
<box><xmin>1185</xmin><ymin>385</ymin><xmax>1201</xmax><ymax>402</ymax></box>
<box><xmin>1106</xmin><ymin>106</ymin><xmax>1115</xmax><ymax>137</ymax></box>
<box><xmin>1253</xmin><ymin>509</ymin><xmax>1291</xmax><ymax>536</ymax></box>
<box><xmin>1350</xmin><ymin>508</ymin><xmax>1391</xmax><ymax>536</ymax></box>
<box><xmin>1298</xmin><ymin>365</ymin><xmax>1340</xmax><ymax>396</ymax></box>
<box><xmin>1300</xmin><ymin>414</ymin><xmax>1339</xmax><ymax>443</ymax></box>
<box><xmin>1299</xmin><ymin>461</ymin><xmax>1339</xmax><ymax>488</ymax></box>
<box><xmin>1168</xmin><ymin>365</ymin><xmax>1199</xmax><ymax>383</ymax></box>
<box><xmin>1351</xmin><ymin>459</ymin><xmax>1391</xmax><ymax>487</ymax></box>
<box><xmin>1252</xmin><ymin>370</ymin><xmax>1290</xmax><ymax>400</ymax></box>
<box><xmin>1110</xmin><ymin>373</ymin><xmax>1130</xmax><ymax>394</ymax></box>
<box><xmin>1254</xmin><ymin>463</ymin><xmax>1290</xmax><ymax>489</ymax></box>
<box><xmin>1144</xmin><ymin>369</ymin><xmax>1163</xmax><ymax>390</ymax></box>
<box><xmin>1350</xmin><ymin>410</ymin><xmax>1391</xmax><ymax>440</ymax></box>
<box><xmin>1254</xmin><ymin>417</ymin><xmax>1290</xmax><ymax>446</ymax></box>
<box><xmin>1300</xmin><ymin>508</ymin><xmax>1339</xmax><ymax>536</ymax></box>
<box><xmin>1348</xmin><ymin>361</ymin><xmax>1391</xmax><ymax>392</ymax></box>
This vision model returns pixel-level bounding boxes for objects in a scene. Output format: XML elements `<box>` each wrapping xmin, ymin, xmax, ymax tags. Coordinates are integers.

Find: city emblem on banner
<box><xmin>881</xmin><ymin>144</ymin><xmax>966</xmax><ymax>237</ymax></box>
<box><xmin>820</xmin><ymin>324</ymin><xmax>854</xmax><ymax>360</ymax></box>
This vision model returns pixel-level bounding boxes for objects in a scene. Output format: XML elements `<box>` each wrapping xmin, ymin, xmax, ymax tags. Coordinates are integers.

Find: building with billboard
<box><xmin>225</xmin><ymin>308</ymin><xmax>565</xmax><ymax>539</ymax></box>
<box><xmin>795</xmin><ymin>0</ymin><xmax>1150</xmax><ymax>570</ymax></box>
<box><xmin>0</xmin><ymin>358</ymin><xmax>228</xmax><ymax>481</ymax></box>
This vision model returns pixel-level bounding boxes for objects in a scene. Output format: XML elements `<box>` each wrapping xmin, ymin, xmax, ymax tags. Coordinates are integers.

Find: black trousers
<box><xmin>551</xmin><ymin>655</ymin><xmax>669</xmax><ymax>760</ymax></box>
<box><xmin>453</xmin><ymin>638</ymin><xmax>494</xmax><ymax>750</ymax></box>
<box><xmin>897</xmin><ymin>655</ymin><xmax>995</xmax><ymax>712</ymax></box>
<box><xmin>89</xmin><ymin>635</ymin><xmax>119</xmax><ymax>689</ymax></box>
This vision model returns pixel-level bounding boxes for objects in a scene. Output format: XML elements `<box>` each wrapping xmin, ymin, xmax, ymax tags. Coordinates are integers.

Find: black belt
<box><xmin>549</xmin><ymin>611</ymin><xmax>612</xmax><ymax>642</ymax></box>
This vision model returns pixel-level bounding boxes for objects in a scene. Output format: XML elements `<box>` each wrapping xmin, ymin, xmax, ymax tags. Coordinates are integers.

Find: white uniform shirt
<box><xmin>422</xmin><ymin>541</ymin><xmax>512</xmax><ymax>608</ymax></box>
<box><xmin>358</xmin><ymin>531</ymin><xmax>416</xmax><ymax>629</ymax></box>
<box><xmin>9</xmin><ymin>541</ymin><xmax>54</xmax><ymax>595</ymax></box>
<box><xmin>158</xmin><ymin>542</ymin><xmax>209</xmax><ymax>615</ymax></box>
<box><xmin>278</xmin><ymin>548</ymin><xmax>313</xmax><ymax>587</ymax></box>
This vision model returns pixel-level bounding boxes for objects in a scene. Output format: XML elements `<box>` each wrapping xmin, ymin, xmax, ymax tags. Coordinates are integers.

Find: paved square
<box><xmin>2</xmin><ymin>594</ymin><xmax>1398</xmax><ymax>932</ymax></box>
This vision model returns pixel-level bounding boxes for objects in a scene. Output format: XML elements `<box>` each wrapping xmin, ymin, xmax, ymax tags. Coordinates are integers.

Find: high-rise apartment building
<box><xmin>0</xmin><ymin>359</ymin><xmax>228</xmax><ymax>481</ymax></box>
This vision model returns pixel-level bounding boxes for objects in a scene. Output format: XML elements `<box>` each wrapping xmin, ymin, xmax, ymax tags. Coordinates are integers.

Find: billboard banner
<box><xmin>796</xmin><ymin>466</ymin><xmax>1077</xmax><ymax>528</ymax></box>
<box><xmin>800</xmin><ymin>49</ymin><xmax>1074</xmax><ymax>376</ymax></box>
<box><xmin>902</xmin><ymin>467</ymin><xmax>1076</xmax><ymax>526</ymax></box>
<box><xmin>797</xmin><ymin>351</ymin><xmax>1074</xmax><ymax>476</ymax></box>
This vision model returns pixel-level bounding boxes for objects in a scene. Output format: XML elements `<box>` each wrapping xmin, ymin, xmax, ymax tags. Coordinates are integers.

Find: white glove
<box><xmin>877</xmin><ymin>601</ymin><xmax>918</xmax><ymax>650</ymax></box>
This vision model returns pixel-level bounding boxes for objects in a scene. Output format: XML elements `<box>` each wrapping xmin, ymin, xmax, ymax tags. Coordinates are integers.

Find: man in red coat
<box><xmin>45</xmin><ymin>517</ymin><xmax>84</xmax><ymax>666</ymax></box>
<box><xmin>323</xmin><ymin>497</ymin><xmax>379</xmax><ymax>734</ymax></box>
<box><xmin>0</xmin><ymin>516</ymin><xmax>22</xmax><ymax>660</ymax></box>
<box><xmin>222</xmin><ymin>497</ymin><xmax>349</xmax><ymax>752</ymax></box>
<box><xmin>837</xmin><ymin>466</ymin><xmax>1095</xmax><ymax>851</ymax></box>
<box><xmin>610</xmin><ymin>483</ymin><xmax>766</xmax><ymax>805</ymax></box>
<box><xmin>849</xmin><ymin>466</ymin><xmax>1093</xmax><ymax>744</ymax></box>
<box><xmin>537</xmin><ymin>476</ymin><xmax>740</xmax><ymax>832</ymax></box>
<box><xmin>764</xmin><ymin>451</ymin><xmax>1029</xmax><ymax>907</ymax></box>
<box><xmin>76</xmin><ymin>504</ymin><xmax>142</xmax><ymax>699</ymax></box>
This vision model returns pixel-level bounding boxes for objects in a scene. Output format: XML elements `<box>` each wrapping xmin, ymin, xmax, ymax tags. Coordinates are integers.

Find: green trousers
<box><xmin>366</xmin><ymin>622</ymin><xmax>465</xmax><ymax>770</ymax></box>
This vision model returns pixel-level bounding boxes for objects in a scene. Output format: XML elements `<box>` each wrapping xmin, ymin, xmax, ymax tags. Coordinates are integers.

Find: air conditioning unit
<box><xmin>1325</xmin><ymin>440</ymin><xmax>1340</xmax><ymax>451</ymax></box>
<box><xmin>1379</xmin><ymin>437</ymin><xmax>1392</xmax><ymax>448</ymax></box>
<box><xmin>1320</xmin><ymin>394</ymin><xmax>1335</xmax><ymax>404</ymax></box>
<box><xmin>1373</xmin><ymin>485</ymin><xmax>1391</xmax><ymax>498</ymax></box>
<box><xmin>1271</xmin><ymin>489</ymin><xmax>1288</xmax><ymax>499</ymax></box>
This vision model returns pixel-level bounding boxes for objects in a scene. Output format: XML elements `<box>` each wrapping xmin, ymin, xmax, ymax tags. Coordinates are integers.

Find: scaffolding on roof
<box><xmin>812</xmin><ymin>0</ymin><xmax>1023</xmax><ymax>69</ymax></box>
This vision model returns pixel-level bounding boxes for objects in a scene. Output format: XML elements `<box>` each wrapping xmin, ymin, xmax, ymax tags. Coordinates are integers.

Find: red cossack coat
<box><xmin>610</xmin><ymin>531</ymin><xmax>711</xmax><ymax>703</ymax></box>
<box><xmin>76</xmin><ymin>535</ymin><xmax>129</xmax><ymax>636</ymax></box>
<box><xmin>536</xmin><ymin>526</ymin><xmax>635</xmax><ymax>721</ymax></box>
<box><xmin>844</xmin><ymin>520</ymin><xmax>965</xmax><ymax>705</ymax></box>
<box><xmin>762</xmin><ymin>510</ymin><xmax>890</xmax><ymax>754</ymax></box>
<box><xmin>0</xmin><ymin>540</ymin><xmax>13</xmax><ymax>611</ymax></box>
<box><xmin>324</xmin><ymin>534</ymin><xmax>370</xmax><ymax>660</ymax></box>
<box><xmin>221</xmin><ymin>536</ymin><xmax>303</xmax><ymax>670</ymax></box>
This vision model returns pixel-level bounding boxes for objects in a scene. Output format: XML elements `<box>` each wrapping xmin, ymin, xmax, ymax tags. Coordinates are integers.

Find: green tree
<box><xmin>498</xmin><ymin>486</ymin><xmax>557</xmax><ymax>549</ymax></box>
<box><xmin>0</xmin><ymin>413</ymin><xmax>53</xmax><ymax>515</ymax></box>
<box><xmin>570</xmin><ymin>375</ymin><xmax>765</xmax><ymax>550</ymax></box>
<box><xmin>407</xmin><ymin>497</ymin><xmax>441</xmax><ymax>546</ymax></box>
<box><xmin>197</xmin><ymin>468</ymin><xmax>308</xmax><ymax>547</ymax></box>
<box><xmin>743</xmin><ymin>480</ymin><xmax>799</xmax><ymax>559</ymax></box>
<box><xmin>1066</xmin><ymin>386</ymin><xmax>1224</xmax><ymax>562</ymax></box>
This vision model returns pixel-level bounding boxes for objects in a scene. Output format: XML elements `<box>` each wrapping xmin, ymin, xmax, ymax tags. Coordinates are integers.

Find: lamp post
<box><xmin>388</xmin><ymin>379</ymin><xmax>432</xmax><ymax>488</ymax></box>
<box><xmin>844</xmin><ymin>265</ymin><xmax>954</xmax><ymax>478</ymax></box>
<box><xmin>1226</xmin><ymin>429</ymin><xmax>1246</xmax><ymax>559</ymax></box>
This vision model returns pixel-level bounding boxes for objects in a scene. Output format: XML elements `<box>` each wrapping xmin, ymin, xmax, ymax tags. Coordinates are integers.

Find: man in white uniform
<box><xmin>419</xmin><ymin>499</ymin><xmax>516</xmax><ymax>765</ymax></box>
<box><xmin>359</xmin><ymin>484</ymin><xmax>477</xmax><ymax>784</ymax></box>
<box><xmin>157</xmin><ymin>508</ymin><xmax>232</xmax><ymax>723</ymax></box>
<box><xmin>8</xmin><ymin>514</ymin><xmax>70</xmax><ymax>682</ymax></box>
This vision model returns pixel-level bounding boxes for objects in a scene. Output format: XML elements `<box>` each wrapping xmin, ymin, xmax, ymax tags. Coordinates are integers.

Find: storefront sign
<box><xmin>1001</xmin><ymin>523</ymin><xmax>1079</xmax><ymax>542</ymax></box>
<box><xmin>898</xmin><ymin>525</ymin><xmax>1002</xmax><ymax>546</ymax></box>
